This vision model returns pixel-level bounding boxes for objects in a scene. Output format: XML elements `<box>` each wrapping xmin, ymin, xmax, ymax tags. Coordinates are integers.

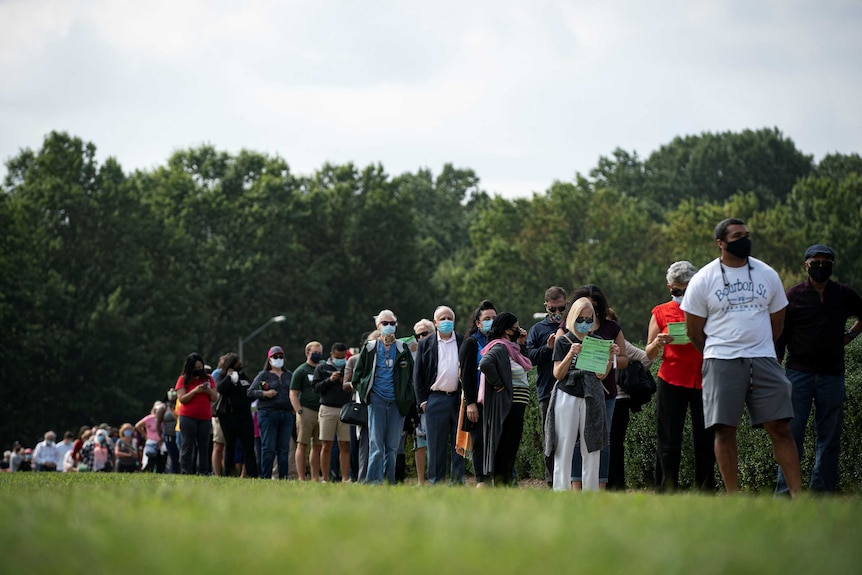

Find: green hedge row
<box><xmin>403</xmin><ymin>340</ymin><xmax>861</xmax><ymax>492</ymax></box>
<box><xmin>512</xmin><ymin>338</ymin><xmax>862</xmax><ymax>493</ymax></box>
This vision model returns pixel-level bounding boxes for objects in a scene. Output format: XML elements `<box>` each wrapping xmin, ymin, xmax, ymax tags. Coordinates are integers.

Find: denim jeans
<box><xmin>258</xmin><ymin>409</ymin><xmax>295</xmax><ymax>479</ymax></box>
<box><xmin>164</xmin><ymin>435</ymin><xmax>180</xmax><ymax>474</ymax></box>
<box><xmin>425</xmin><ymin>393</ymin><xmax>465</xmax><ymax>484</ymax></box>
<box><xmin>179</xmin><ymin>416</ymin><xmax>212</xmax><ymax>475</ymax></box>
<box><xmin>572</xmin><ymin>398</ymin><xmax>615</xmax><ymax>482</ymax></box>
<box><xmin>366</xmin><ymin>392</ymin><xmax>405</xmax><ymax>484</ymax></box>
<box><xmin>776</xmin><ymin>369</ymin><xmax>845</xmax><ymax>494</ymax></box>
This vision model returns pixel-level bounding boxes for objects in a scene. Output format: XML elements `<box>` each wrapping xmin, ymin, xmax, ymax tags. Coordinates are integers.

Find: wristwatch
<box><xmin>847</xmin><ymin>330</ymin><xmax>859</xmax><ymax>340</ymax></box>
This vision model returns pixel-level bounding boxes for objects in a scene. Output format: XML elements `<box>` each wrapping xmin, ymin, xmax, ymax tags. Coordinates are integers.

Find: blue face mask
<box><xmin>481</xmin><ymin>319</ymin><xmax>494</xmax><ymax>334</ymax></box>
<box><xmin>332</xmin><ymin>358</ymin><xmax>347</xmax><ymax>368</ymax></box>
<box><xmin>671</xmin><ymin>295</ymin><xmax>683</xmax><ymax>305</ymax></box>
<box><xmin>438</xmin><ymin>320</ymin><xmax>455</xmax><ymax>335</ymax></box>
<box><xmin>381</xmin><ymin>324</ymin><xmax>396</xmax><ymax>336</ymax></box>
<box><xmin>123</xmin><ymin>430</ymin><xmax>133</xmax><ymax>438</ymax></box>
<box><xmin>574</xmin><ymin>320</ymin><xmax>593</xmax><ymax>334</ymax></box>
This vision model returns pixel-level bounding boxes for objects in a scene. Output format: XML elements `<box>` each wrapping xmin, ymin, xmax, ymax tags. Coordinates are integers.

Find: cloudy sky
<box><xmin>1</xmin><ymin>0</ymin><xmax>860</xmax><ymax>198</ymax></box>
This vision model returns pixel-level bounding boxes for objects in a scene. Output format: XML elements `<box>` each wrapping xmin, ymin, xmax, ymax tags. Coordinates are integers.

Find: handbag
<box><xmin>339</xmin><ymin>401</ymin><xmax>367</xmax><ymax>427</ymax></box>
<box><xmin>212</xmin><ymin>393</ymin><xmax>228</xmax><ymax>417</ymax></box>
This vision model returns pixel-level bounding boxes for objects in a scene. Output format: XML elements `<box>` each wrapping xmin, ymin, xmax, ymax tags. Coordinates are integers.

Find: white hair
<box><xmin>666</xmin><ymin>261</ymin><xmax>697</xmax><ymax>285</ymax></box>
<box><xmin>433</xmin><ymin>306</ymin><xmax>455</xmax><ymax>321</ymax></box>
<box><xmin>413</xmin><ymin>319</ymin><xmax>435</xmax><ymax>334</ymax></box>
<box><xmin>374</xmin><ymin>309</ymin><xmax>397</xmax><ymax>324</ymax></box>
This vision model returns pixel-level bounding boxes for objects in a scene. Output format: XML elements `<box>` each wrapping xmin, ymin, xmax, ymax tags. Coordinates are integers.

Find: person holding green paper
<box><xmin>546</xmin><ymin>297</ymin><xmax>617</xmax><ymax>491</ymax></box>
<box><xmin>562</xmin><ymin>285</ymin><xmax>628</xmax><ymax>490</ymax></box>
<box><xmin>646</xmin><ymin>261</ymin><xmax>716</xmax><ymax>492</ymax></box>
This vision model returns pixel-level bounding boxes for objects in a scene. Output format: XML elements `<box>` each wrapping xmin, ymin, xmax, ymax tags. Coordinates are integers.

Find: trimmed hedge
<box><xmin>403</xmin><ymin>339</ymin><xmax>861</xmax><ymax>492</ymax></box>
<box><xmin>514</xmin><ymin>338</ymin><xmax>862</xmax><ymax>493</ymax></box>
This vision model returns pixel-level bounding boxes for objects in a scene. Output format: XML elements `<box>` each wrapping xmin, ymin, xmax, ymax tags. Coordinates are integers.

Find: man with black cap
<box><xmin>775</xmin><ymin>244</ymin><xmax>862</xmax><ymax>494</ymax></box>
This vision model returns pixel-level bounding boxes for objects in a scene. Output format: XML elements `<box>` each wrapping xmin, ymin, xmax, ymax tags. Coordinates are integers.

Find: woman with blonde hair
<box><xmin>546</xmin><ymin>297</ymin><xmax>618</xmax><ymax>491</ymax></box>
<box><xmin>136</xmin><ymin>401</ymin><xmax>166</xmax><ymax>472</ymax></box>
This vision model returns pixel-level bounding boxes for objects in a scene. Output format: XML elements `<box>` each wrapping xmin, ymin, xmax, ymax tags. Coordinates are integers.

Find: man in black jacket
<box><xmin>526</xmin><ymin>286</ymin><xmax>566</xmax><ymax>487</ymax></box>
<box><xmin>414</xmin><ymin>305</ymin><xmax>465</xmax><ymax>484</ymax></box>
<box><xmin>312</xmin><ymin>342</ymin><xmax>352</xmax><ymax>482</ymax></box>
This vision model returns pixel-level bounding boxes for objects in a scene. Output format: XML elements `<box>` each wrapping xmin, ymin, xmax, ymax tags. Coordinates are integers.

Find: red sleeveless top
<box><xmin>652</xmin><ymin>301</ymin><xmax>703</xmax><ymax>389</ymax></box>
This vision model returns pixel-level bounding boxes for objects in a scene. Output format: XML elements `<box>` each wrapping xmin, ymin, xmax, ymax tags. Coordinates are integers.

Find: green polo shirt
<box><xmin>290</xmin><ymin>362</ymin><xmax>321</xmax><ymax>411</ymax></box>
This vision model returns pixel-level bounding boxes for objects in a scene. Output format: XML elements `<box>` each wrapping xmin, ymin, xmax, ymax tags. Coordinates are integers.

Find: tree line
<box><xmin>2</xmin><ymin>128</ymin><xmax>860</xmax><ymax>451</ymax></box>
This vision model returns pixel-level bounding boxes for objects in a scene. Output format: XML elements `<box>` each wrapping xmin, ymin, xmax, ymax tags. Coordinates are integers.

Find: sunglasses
<box><xmin>415</xmin><ymin>331</ymin><xmax>431</xmax><ymax>339</ymax></box>
<box><xmin>546</xmin><ymin>305</ymin><xmax>566</xmax><ymax>313</ymax></box>
<box><xmin>270</xmin><ymin>355</ymin><xmax>284</xmax><ymax>360</ymax></box>
<box><xmin>575</xmin><ymin>316</ymin><xmax>593</xmax><ymax>324</ymax></box>
<box><xmin>670</xmin><ymin>288</ymin><xmax>686</xmax><ymax>297</ymax></box>
<box><xmin>380</xmin><ymin>320</ymin><xmax>397</xmax><ymax>326</ymax></box>
<box><xmin>808</xmin><ymin>260</ymin><xmax>833</xmax><ymax>269</ymax></box>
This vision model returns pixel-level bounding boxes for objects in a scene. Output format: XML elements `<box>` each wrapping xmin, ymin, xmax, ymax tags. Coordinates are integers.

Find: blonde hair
<box><xmin>119</xmin><ymin>423</ymin><xmax>135</xmax><ymax>436</ymax></box>
<box><xmin>305</xmin><ymin>341</ymin><xmax>323</xmax><ymax>353</ymax></box>
<box><xmin>565</xmin><ymin>297</ymin><xmax>597</xmax><ymax>335</ymax></box>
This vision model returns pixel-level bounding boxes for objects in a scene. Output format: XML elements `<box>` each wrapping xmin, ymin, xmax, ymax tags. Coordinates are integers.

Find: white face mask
<box><xmin>229</xmin><ymin>371</ymin><xmax>239</xmax><ymax>383</ymax></box>
<box><xmin>270</xmin><ymin>358</ymin><xmax>284</xmax><ymax>369</ymax></box>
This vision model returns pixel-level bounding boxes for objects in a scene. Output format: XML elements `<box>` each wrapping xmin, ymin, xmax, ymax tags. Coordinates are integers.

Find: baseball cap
<box><xmin>268</xmin><ymin>346</ymin><xmax>284</xmax><ymax>358</ymax></box>
<box><xmin>804</xmin><ymin>244</ymin><xmax>835</xmax><ymax>260</ymax></box>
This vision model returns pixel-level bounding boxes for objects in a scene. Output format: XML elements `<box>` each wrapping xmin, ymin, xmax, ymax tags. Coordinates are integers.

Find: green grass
<box><xmin>2</xmin><ymin>473</ymin><xmax>861</xmax><ymax>575</ymax></box>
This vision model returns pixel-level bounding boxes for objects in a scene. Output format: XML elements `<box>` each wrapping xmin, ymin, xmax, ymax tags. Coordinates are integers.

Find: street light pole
<box><xmin>238</xmin><ymin>315</ymin><xmax>286</xmax><ymax>363</ymax></box>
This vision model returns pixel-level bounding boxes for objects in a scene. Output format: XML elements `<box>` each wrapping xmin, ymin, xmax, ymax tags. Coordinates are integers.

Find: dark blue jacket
<box><xmin>526</xmin><ymin>317</ymin><xmax>559</xmax><ymax>402</ymax></box>
<box><xmin>414</xmin><ymin>331</ymin><xmax>465</xmax><ymax>406</ymax></box>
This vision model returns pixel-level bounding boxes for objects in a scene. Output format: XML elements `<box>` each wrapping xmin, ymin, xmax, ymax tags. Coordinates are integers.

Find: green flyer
<box><xmin>667</xmin><ymin>322</ymin><xmax>689</xmax><ymax>345</ymax></box>
<box><xmin>575</xmin><ymin>336</ymin><xmax>613</xmax><ymax>373</ymax></box>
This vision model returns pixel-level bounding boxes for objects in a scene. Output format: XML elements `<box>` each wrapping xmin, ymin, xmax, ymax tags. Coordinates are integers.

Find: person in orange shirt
<box><xmin>646</xmin><ymin>261</ymin><xmax>715</xmax><ymax>492</ymax></box>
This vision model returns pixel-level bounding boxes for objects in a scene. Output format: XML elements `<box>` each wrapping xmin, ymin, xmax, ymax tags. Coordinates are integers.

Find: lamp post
<box><xmin>238</xmin><ymin>315</ymin><xmax>286</xmax><ymax>363</ymax></box>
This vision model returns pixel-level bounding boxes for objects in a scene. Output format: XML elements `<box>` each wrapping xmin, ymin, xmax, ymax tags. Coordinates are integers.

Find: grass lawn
<box><xmin>2</xmin><ymin>473</ymin><xmax>860</xmax><ymax>574</ymax></box>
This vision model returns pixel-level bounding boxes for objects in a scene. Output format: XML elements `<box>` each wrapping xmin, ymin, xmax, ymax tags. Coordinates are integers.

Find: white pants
<box><xmin>553</xmin><ymin>391</ymin><xmax>600</xmax><ymax>491</ymax></box>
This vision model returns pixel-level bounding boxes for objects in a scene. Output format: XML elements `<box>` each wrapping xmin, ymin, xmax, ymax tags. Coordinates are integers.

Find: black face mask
<box><xmin>808</xmin><ymin>264</ymin><xmax>833</xmax><ymax>283</ymax></box>
<box><xmin>725</xmin><ymin>236</ymin><xmax>752</xmax><ymax>259</ymax></box>
<box><xmin>192</xmin><ymin>369</ymin><xmax>206</xmax><ymax>378</ymax></box>
<box><xmin>310</xmin><ymin>352</ymin><xmax>323</xmax><ymax>364</ymax></box>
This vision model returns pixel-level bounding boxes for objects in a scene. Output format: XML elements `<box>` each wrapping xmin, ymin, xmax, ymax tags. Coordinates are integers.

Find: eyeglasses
<box><xmin>546</xmin><ymin>305</ymin><xmax>566</xmax><ymax>313</ymax></box>
<box><xmin>670</xmin><ymin>288</ymin><xmax>686</xmax><ymax>297</ymax></box>
<box><xmin>808</xmin><ymin>260</ymin><xmax>833</xmax><ymax>269</ymax></box>
<box><xmin>380</xmin><ymin>321</ymin><xmax>397</xmax><ymax>326</ymax></box>
<box><xmin>415</xmin><ymin>331</ymin><xmax>431</xmax><ymax>339</ymax></box>
<box><xmin>575</xmin><ymin>316</ymin><xmax>593</xmax><ymax>324</ymax></box>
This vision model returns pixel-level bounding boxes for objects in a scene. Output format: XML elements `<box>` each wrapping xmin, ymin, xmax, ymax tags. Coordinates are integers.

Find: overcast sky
<box><xmin>1</xmin><ymin>0</ymin><xmax>860</xmax><ymax>198</ymax></box>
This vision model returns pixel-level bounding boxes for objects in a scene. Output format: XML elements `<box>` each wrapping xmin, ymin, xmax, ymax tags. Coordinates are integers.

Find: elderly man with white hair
<box><xmin>33</xmin><ymin>431</ymin><xmax>62</xmax><ymax>471</ymax></box>
<box><xmin>413</xmin><ymin>305</ymin><xmax>465</xmax><ymax>484</ymax></box>
<box><xmin>353</xmin><ymin>309</ymin><xmax>416</xmax><ymax>484</ymax></box>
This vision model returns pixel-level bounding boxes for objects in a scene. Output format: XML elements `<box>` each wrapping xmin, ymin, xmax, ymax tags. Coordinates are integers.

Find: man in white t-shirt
<box><xmin>682</xmin><ymin>218</ymin><xmax>801</xmax><ymax>497</ymax></box>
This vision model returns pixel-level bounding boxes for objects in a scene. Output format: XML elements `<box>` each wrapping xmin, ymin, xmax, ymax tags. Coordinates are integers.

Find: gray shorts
<box><xmin>702</xmin><ymin>357</ymin><xmax>793</xmax><ymax>428</ymax></box>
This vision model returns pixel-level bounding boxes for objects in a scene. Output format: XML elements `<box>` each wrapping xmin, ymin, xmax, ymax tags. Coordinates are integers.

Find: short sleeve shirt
<box><xmin>681</xmin><ymin>257</ymin><xmax>787</xmax><ymax>360</ymax></box>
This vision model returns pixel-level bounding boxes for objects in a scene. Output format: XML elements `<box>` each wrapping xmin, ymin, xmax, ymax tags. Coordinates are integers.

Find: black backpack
<box><xmin>617</xmin><ymin>360</ymin><xmax>656</xmax><ymax>412</ymax></box>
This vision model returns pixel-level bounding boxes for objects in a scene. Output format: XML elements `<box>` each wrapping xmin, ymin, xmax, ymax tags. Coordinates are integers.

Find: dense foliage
<box><xmin>2</xmin><ymin>129</ymin><xmax>860</xmax><ymax>490</ymax></box>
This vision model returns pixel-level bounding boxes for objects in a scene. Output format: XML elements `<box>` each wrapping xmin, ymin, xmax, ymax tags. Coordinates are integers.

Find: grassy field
<box><xmin>2</xmin><ymin>473</ymin><xmax>860</xmax><ymax>575</ymax></box>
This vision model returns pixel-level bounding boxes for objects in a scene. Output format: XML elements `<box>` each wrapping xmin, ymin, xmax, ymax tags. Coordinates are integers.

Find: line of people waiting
<box><xmin>9</xmin><ymin>224</ymin><xmax>859</xmax><ymax>495</ymax></box>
